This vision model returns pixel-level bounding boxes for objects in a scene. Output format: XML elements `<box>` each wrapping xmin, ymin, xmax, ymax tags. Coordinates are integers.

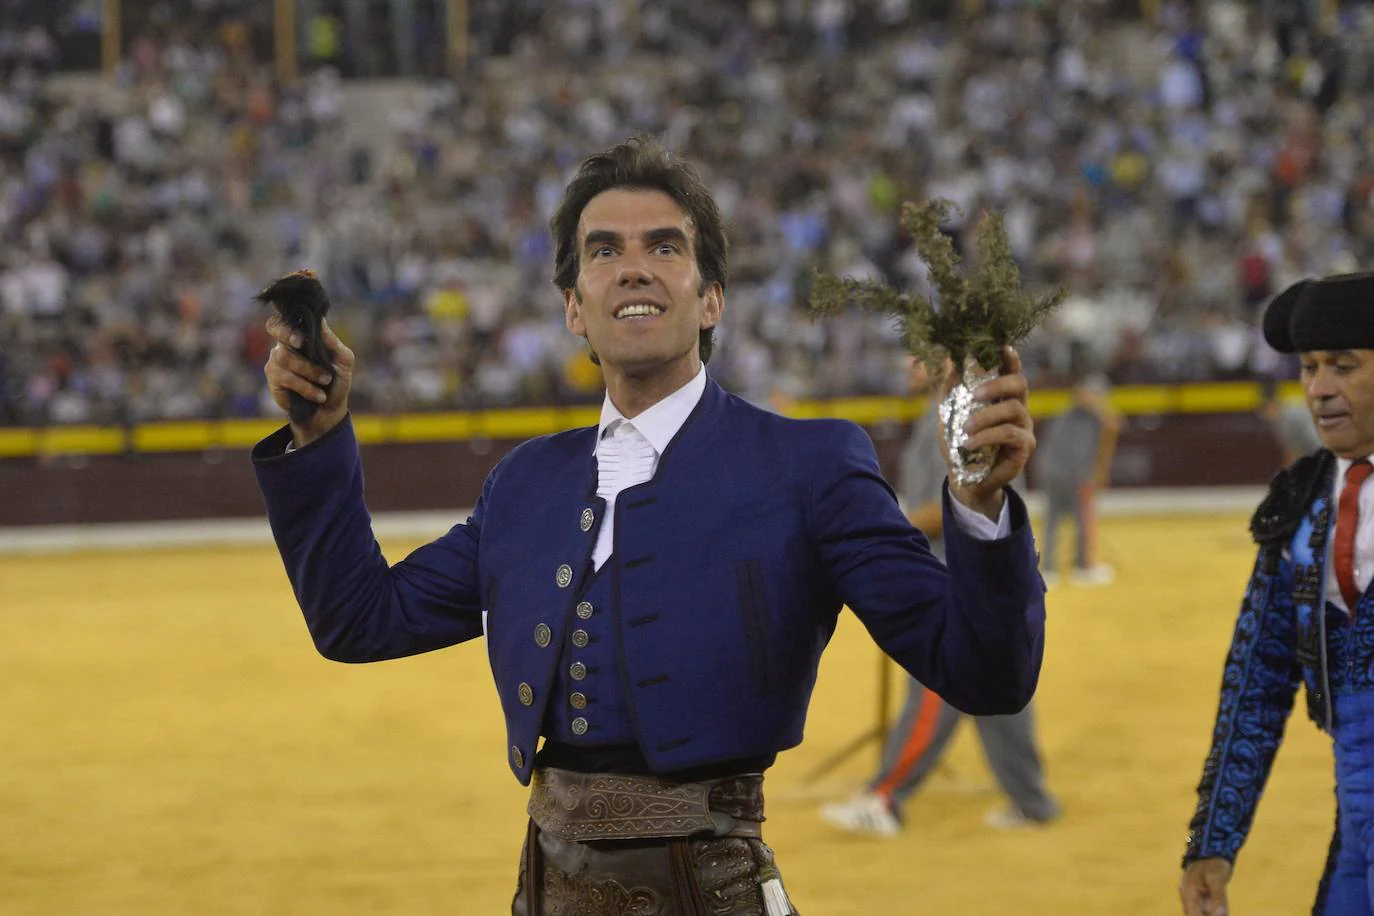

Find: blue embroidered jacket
<box><xmin>1185</xmin><ymin>450</ymin><xmax>1344</xmax><ymax>864</ymax></box>
<box><xmin>252</xmin><ymin>379</ymin><xmax>1046</xmax><ymax>785</ymax></box>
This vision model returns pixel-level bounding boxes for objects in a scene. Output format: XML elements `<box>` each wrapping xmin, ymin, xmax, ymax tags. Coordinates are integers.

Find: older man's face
<box><xmin>1301</xmin><ymin>349</ymin><xmax>1374</xmax><ymax>459</ymax></box>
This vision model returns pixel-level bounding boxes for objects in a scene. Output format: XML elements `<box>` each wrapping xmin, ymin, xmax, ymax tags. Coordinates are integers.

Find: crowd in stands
<box><xmin>0</xmin><ymin>0</ymin><xmax>1371</xmax><ymax>427</ymax></box>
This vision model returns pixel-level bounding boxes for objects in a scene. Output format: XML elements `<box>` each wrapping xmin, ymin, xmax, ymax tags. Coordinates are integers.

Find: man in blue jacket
<box><xmin>253</xmin><ymin>136</ymin><xmax>1046</xmax><ymax>915</ymax></box>
<box><xmin>1182</xmin><ymin>273</ymin><xmax>1374</xmax><ymax>916</ymax></box>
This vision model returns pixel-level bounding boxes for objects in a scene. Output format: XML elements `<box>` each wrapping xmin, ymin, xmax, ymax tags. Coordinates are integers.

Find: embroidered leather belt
<box><xmin>527</xmin><ymin>767</ymin><xmax>765</xmax><ymax>842</ymax></box>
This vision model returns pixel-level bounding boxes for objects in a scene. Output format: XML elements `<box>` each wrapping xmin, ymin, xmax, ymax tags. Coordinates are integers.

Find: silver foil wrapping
<box><xmin>938</xmin><ymin>356</ymin><xmax>1000</xmax><ymax>489</ymax></box>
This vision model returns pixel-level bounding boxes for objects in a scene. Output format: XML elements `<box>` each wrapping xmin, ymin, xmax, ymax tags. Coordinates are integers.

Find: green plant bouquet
<box><xmin>809</xmin><ymin>200</ymin><xmax>1065</xmax><ymax>487</ymax></box>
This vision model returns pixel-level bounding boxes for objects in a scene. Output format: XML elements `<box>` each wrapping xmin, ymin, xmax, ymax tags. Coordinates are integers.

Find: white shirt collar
<box><xmin>595</xmin><ymin>366</ymin><xmax>708</xmax><ymax>454</ymax></box>
<box><xmin>1336</xmin><ymin>454</ymin><xmax>1374</xmax><ymax>490</ymax></box>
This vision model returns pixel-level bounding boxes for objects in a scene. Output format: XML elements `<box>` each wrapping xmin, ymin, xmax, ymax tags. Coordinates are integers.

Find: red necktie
<box><xmin>1335</xmin><ymin>460</ymin><xmax>1374</xmax><ymax>612</ymax></box>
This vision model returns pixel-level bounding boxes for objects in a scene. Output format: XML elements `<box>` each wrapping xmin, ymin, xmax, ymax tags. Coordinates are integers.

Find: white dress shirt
<box><xmin>590</xmin><ymin>367</ymin><xmax>1009</xmax><ymax>571</ymax></box>
<box><xmin>592</xmin><ymin>368</ymin><xmax>708</xmax><ymax>570</ymax></box>
<box><xmin>1325</xmin><ymin>456</ymin><xmax>1374</xmax><ymax>613</ymax></box>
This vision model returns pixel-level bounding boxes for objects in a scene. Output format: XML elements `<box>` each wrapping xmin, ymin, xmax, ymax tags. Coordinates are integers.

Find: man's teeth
<box><xmin>617</xmin><ymin>304</ymin><xmax>664</xmax><ymax>318</ymax></box>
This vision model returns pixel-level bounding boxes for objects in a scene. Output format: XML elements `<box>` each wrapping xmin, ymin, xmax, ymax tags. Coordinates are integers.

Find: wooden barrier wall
<box><xmin>0</xmin><ymin>410</ymin><xmax>1282</xmax><ymax>527</ymax></box>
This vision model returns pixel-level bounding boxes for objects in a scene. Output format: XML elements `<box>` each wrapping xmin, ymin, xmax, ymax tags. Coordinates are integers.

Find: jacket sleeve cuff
<box><xmin>251</xmin><ymin>415</ymin><xmax>352</xmax><ymax>466</ymax></box>
<box><xmin>946</xmin><ymin>488</ymin><xmax>1012</xmax><ymax>540</ymax></box>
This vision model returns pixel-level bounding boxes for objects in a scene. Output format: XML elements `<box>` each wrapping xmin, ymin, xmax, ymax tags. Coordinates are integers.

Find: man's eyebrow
<box><xmin>582</xmin><ymin>229</ymin><xmax>622</xmax><ymax>251</ymax></box>
<box><xmin>643</xmin><ymin>227</ymin><xmax>690</xmax><ymax>247</ymax></box>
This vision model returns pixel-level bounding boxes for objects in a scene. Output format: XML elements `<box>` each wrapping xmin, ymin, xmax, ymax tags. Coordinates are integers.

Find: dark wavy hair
<box><xmin>551</xmin><ymin>135</ymin><xmax>728</xmax><ymax>364</ymax></box>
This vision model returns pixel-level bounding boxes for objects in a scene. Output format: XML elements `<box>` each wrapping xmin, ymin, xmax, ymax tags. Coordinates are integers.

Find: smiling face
<box><xmin>563</xmin><ymin>188</ymin><xmax>723</xmax><ymax>398</ymax></box>
<box><xmin>1301</xmin><ymin>349</ymin><xmax>1374</xmax><ymax>459</ymax></box>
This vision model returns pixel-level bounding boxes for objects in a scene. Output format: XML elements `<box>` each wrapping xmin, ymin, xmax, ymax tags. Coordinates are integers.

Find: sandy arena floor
<box><xmin>1</xmin><ymin>513</ymin><xmax>1332</xmax><ymax>914</ymax></box>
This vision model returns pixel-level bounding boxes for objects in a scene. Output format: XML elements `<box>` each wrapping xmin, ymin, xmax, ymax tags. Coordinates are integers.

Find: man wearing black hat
<box><xmin>1182</xmin><ymin>273</ymin><xmax>1374</xmax><ymax>915</ymax></box>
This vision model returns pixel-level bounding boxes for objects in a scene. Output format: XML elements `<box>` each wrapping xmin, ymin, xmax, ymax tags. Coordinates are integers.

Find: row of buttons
<box><xmin>512</xmin><ymin>509</ymin><xmax>598</xmax><ymax>771</ymax></box>
<box><xmin>566</xmin><ymin>586</ymin><xmax>592</xmax><ymax>737</ymax></box>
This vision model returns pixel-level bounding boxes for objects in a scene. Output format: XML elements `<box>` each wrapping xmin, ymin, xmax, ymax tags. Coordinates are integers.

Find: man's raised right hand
<box><xmin>264</xmin><ymin>315</ymin><xmax>354</xmax><ymax>448</ymax></box>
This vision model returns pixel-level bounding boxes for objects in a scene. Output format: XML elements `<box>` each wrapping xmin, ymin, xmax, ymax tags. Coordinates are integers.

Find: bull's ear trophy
<box><xmin>256</xmin><ymin>269</ymin><xmax>335</xmax><ymax>425</ymax></box>
<box><xmin>809</xmin><ymin>200</ymin><xmax>1065</xmax><ymax>487</ymax></box>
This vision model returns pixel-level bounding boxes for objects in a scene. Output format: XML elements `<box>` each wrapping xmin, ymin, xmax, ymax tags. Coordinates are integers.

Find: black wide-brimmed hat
<box><xmin>1263</xmin><ymin>272</ymin><xmax>1374</xmax><ymax>353</ymax></box>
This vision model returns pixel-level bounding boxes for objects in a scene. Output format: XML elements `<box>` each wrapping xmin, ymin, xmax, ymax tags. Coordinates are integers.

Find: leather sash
<box><xmin>528</xmin><ymin>767</ymin><xmax>765</xmax><ymax>842</ymax></box>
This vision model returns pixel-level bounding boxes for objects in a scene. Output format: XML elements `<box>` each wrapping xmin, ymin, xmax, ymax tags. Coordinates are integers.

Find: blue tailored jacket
<box><xmin>253</xmin><ymin>379</ymin><xmax>1047</xmax><ymax>785</ymax></box>
<box><xmin>1185</xmin><ymin>450</ymin><xmax>1374</xmax><ymax>864</ymax></box>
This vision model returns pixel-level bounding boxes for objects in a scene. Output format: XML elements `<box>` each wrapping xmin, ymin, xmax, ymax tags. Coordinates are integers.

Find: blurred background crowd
<box><xmin>0</xmin><ymin>0</ymin><xmax>1369</xmax><ymax>427</ymax></box>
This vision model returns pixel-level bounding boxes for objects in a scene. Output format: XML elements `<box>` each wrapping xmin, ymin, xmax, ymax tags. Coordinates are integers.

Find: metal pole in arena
<box><xmin>101</xmin><ymin>0</ymin><xmax>121</xmax><ymax>75</ymax></box>
<box><xmin>276</xmin><ymin>0</ymin><xmax>299</xmax><ymax>84</ymax></box>
<box><xmin>448</xmin><ymin>0</ymin><xmax>468</xmax><ymax>74</ymax></box>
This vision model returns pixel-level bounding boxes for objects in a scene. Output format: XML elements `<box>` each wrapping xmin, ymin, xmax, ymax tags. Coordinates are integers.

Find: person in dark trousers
<box><xmin>253</xmin><ymin>137</ymin><xmax>1047</xmax><ymax>915</ymax></box>
<box><xmin>1036</xmin><ymin>372</ymin><xmax>1120</xmax><ymax>587</ymax></box>
<box><xmin>821</xmin><ymin>359</ymin><xmax>1058</xmax><ymax>837</ymax></box>
<box><xmin>1182</xmin><ymin>272</ymin><xmax>1374</xmax><ymax>915</ymax></box>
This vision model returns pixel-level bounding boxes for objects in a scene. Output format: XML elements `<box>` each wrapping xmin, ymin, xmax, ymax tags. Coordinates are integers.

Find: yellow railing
<box><xmin>0</xmin><ymin>379</ymin><xmax>1303</xmax><ymax>459</ymax></box>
